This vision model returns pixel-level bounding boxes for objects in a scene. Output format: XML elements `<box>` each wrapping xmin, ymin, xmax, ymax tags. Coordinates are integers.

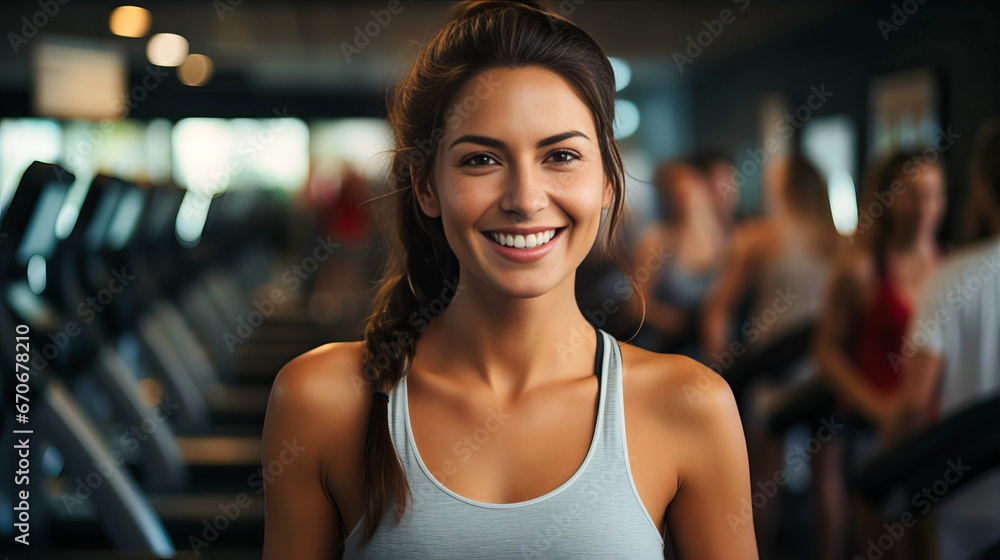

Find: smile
<box><xmin>488</xmin><ymin>228</ymin><xmax>560</xmax><ymax>249</ymax></box>
<box><xmin>481</xmin><ymin>227</ymin><xmax>566</xmax><ymax>263</ymax></box>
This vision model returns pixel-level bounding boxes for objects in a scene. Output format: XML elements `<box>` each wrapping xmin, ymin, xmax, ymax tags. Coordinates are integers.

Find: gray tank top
<box><xmin>342</xmin><ymin>326</ymin><xmax>667</xmax><ymax>559</ymax></box>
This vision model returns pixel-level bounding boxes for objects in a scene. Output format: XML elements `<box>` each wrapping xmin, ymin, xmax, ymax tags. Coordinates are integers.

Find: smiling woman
<box><xmin>261</xmin><ymin>1</ymin><xmax>758</xmax><ymax>559</ymax></box>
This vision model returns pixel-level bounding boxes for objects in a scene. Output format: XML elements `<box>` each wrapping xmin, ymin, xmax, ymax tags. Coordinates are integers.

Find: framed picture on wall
<box><xmin>868</xmin><ymin>67</ymin><xmax>940</xmax><ymax>157</ymax></box>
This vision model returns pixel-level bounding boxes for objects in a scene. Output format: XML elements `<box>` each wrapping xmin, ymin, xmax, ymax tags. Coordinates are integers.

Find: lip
<box><xmin>482</xmin><ymin>227</ymin><xmax>565</xmax><ymax>263</ymax></box>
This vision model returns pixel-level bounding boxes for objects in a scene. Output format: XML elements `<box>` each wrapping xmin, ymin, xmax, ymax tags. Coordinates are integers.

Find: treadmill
<box><xmin>0</xmin><ymin>162</ymin><xmax>176</xmax><ymax>556</ymax></box>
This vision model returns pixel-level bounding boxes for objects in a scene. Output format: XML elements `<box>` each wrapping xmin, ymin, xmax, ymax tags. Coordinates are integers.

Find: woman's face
<box><xmin>707</xmin><ymin>161</ymin><xmax>738</xmax><ymax>219</ymax></box>
<box><xmin>666</xmin><ymin>166</ymin><xmax>713</xmax><ymax>218</ymax></box>
<box><xmin>418</xmin><ymin>66</ymin><xmax>613</xmax><ymax>297</ymax></box>
<box><xmin>887</xmin><ymin>162</ymin><xmax>946</xmax><ymax>240</ymax></box>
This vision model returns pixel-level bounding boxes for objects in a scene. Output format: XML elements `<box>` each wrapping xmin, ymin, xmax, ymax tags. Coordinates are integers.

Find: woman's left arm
<box><xmin>663</xmin><ymin>361</ymin><xmax>758</xmax><ymax>559</ymax></box>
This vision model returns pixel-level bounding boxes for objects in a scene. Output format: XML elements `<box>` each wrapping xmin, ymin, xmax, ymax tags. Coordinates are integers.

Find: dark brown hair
<box><xmin>781</xmin><ymin>154</ymin><xmax>835</xmax><ymax>229</ymax></box>
<box><xmin>353</xmin><ymin>0</ymin><xmax>638</xmax><ymax>549</ymax></box>
<box><xmin>856</xmin><ymin>150</ymin><xmax>943</xmax><ymax>251</ymax></box>
<box><xmin>971</xmin><ymin>119</ymin><xmax>1000</xmax><ymax>205</ymax></box>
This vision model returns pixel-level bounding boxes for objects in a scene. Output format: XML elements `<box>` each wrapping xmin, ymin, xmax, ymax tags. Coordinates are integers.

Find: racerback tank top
<box><xmin>342</xmin><ymin>325</ymin><xmax>667</xmax><ymax>559</ymax></box>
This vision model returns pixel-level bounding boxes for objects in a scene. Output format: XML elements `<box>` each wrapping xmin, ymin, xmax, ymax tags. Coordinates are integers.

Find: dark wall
<box><xmin>688</xmin><ymin>0</ymin><xmax>1000</xmax><ymax>242</ymax></box>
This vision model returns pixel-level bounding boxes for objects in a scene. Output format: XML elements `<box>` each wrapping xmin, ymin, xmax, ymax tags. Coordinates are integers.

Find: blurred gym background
<box><xmin>1</xmin><ymin>1</ymin><xmax>998</xmax><ymax>558</ymax></box>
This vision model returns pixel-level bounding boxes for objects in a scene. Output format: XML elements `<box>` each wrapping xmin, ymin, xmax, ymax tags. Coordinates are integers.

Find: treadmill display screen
<box><xmin>16</xmin><ymin>182</ymin><xmax>68</xmax><ymax>263</ymax></box>
<box><xmin>105</xmin><ymin>187</ymin><xmax>144</xmax><ymax>251</ymax></box>
<box><xmin>85</xmin><ymin>183</ymin><xmax>121</xmax><ymax>251</ymax></box>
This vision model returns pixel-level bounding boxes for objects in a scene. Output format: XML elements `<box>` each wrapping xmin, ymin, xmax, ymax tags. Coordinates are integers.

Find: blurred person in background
<box><xmin>890</xmin><ymin>118</ymin><xmax>1000</xmax><ymax>560</ymax></box>
<box><xmin>701</xmin><ymin>153</ymin><xmax>844</xmax><ymax>560</ymax></box>
<box><xmin>630</xmin><ymin>159</ymin><xmax>726</xmax><ymax>359</ymax></box>
<box><xmin>691</xmin><ymin>149</ymin><xmax>741</xmax><ymax>233</ymax></box>
<box><xmin>814</xmin><ymin>151</ymin><xmax>947</xmax><ymax>560</ymax></box>
<box><xmin>299</xmin><ymin>163</ymin><xmax>374</xmax><ymax>325</ymax></box>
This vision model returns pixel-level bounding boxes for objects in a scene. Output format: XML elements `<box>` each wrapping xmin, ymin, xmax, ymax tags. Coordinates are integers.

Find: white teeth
<box><xmin>489</xmin><ymin>228</ymin><xmax>559</xmax><ymax>249</ymax></box>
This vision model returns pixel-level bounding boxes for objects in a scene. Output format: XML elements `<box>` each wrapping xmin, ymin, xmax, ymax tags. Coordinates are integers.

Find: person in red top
<box><xmin>814</xmin><ymin>150</ymin><xmax>946</xmax><ymax>559</ymax></box>
<box><xmin>851</xmin><ymin>249</ymin><xmax>935</xmax><ymax>398</ymax></box>
<box><xmin>816</xmin><ymin>152</ymin><xmax>946</xmax><ymax>427</ymax></box>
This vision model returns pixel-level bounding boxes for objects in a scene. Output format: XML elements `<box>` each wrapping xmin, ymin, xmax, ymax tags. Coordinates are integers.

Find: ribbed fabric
<box><xmin>343</xmin><ymin>326</ymin><xmax>666</xmax><ymax>559</ymax></box>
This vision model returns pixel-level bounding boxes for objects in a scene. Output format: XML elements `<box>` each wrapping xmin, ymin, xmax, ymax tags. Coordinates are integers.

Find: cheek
<box><xmin>438</xmin><ymin>180</ymin><xmax>490</xmax><ymax>223</ymax></box>
<box><xmin>927</xmin><ymin>197</ymin><xmax>946</xmax><ymax>220</ymax></box>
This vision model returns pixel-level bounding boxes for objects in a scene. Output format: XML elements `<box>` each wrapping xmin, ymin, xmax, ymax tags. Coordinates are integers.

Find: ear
<box><xmin>602</xmin><ymin>176</ymin><xmax>615</xmax><ymax>210</ymax></box>
<box><xmin>412</xmin><ymin>165</ymin><xmax>441</xmax><ymax>218</ymax></box>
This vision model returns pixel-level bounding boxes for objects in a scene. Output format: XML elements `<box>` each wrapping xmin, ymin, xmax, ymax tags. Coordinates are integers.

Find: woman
<box><xmin>815</xmin><ymin>152</ymin><xmax>945</xmax><ymax>437</ymax></box>
<box><xmin>700</xmin><ymin>153</ymin><xmax>843</xmax><ymax>560</ymax></box>
<box><xmin>631</xmin><ymin>159</ymin><xmax>726</xmax><ymax>360</ymax></box>
<box><xmin>701</xmin><ymin>154</ymin><xmax>842</xmax><ymax>379</ymax></box>
<box><xmin>814</xmin><ymin>152</ymin><xmax>946</xmax><ymax>560</ymax></box>
<box><xmin>262</xmin><ymin>2</ymin><xmax>757</xmax><ymax>559</ymax></box>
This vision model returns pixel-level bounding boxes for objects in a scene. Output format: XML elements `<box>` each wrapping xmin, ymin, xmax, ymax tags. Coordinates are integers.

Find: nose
<box><xmin>499</xmin><ymin>162</ymin><xmax>549</xmax><ymax>218</ymax></box>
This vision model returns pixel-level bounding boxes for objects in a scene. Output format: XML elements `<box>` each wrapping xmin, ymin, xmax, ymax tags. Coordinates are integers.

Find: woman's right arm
<box><xmin>262</xmin><ymin>344</ymin><xmax>356</xmax><ymax>559</ymax></box>
<box><xmin>700</xmin><ymin>223</ymin><xmax>757</xmax><ymax>359</ymax></box>
<box><xmin>813</xmin><ymin>253</ymin><xmax>891</xmax><ymax>429</ymax></box>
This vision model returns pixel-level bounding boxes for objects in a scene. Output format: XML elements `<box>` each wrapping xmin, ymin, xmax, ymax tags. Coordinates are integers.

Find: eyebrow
<box><xmin>448</xmin><ymin>130</ymin><xmax>590</xmax><ymax>150</ymax></box>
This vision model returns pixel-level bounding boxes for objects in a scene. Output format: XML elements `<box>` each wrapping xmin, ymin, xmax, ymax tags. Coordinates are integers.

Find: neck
<box><xmin>418</xmin><ymin>268</ymin><xmax>599</xmax><ymax>401</ymax></box>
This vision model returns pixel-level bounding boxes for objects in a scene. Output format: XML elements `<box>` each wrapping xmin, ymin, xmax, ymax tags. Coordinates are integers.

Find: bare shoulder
<box><xmin>829</xmin><ymin>246</ymin><xmax>875</xmax><ymax>297</ymax></box>
<box><xmin>267</xmin><ymin>341</ymin><xmax>370</xmax><ymax>416</ymax></box>
<box><xmin>619</xmin><ymin>343</ymin><xmax>738</xmax><ymax>427</ymax></box>
<box><xmin>636</xmin><ymin>223</ymin><xmax>674</xmax><ymax>255</ymax></box>
<box><xmin>730</xmin><ymin>218</ymin><xmax>779</xmax><ymax>263</ymax></box>
<box><xmin>734</xmin><ymin>217</ymin><xmax>777</xmax><ymax>245</ymax></box>
<box><xmin>261</xmin><ymin>341</ymin><xmax>374</xmax><ymax>558</ymax></box>
<box><xmin>620</xmin><ymin>343</ymin><xmax>748</xmax><ymax>516</ymax></box>
<box><xmin>263</xmin><ymin>341</ymin><xmax>372</xmax><ymax>466</ymax></box>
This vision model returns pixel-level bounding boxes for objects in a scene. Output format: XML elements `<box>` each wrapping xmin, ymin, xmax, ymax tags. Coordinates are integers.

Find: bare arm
<box><xmin>701</xmin><ymin>225</ymin><xmax>755</xmax><ymax>359</ymax></box>
<box><xmin>665</xmin><ymin>362</ymin><xmax>758</xmax><ymax>559</ymax></box>
<box><xmin>885</xmin><ymin>350</ymin><xmax>943</xmax><ymax>442</ymax></box>
<box><xmin>262</xmin><ymin>348</ymin><xmax>349</xmax><ymax>559</ymax></box>
<box><xmin>813</xmin><ymin>253</ymin><xmax>893</xmax><ymax>429</ymax></box>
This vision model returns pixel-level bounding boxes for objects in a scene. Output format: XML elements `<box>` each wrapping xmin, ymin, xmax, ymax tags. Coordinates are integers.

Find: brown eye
<box><xmin>463</xmin><ymin>153</ymin><xmax>498</xmax><ymax>167</ymax></box>
<box><xmin>548</xmin><ymin>150</ymin><xmax>580</xmax><ymax>165</ymax></box>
